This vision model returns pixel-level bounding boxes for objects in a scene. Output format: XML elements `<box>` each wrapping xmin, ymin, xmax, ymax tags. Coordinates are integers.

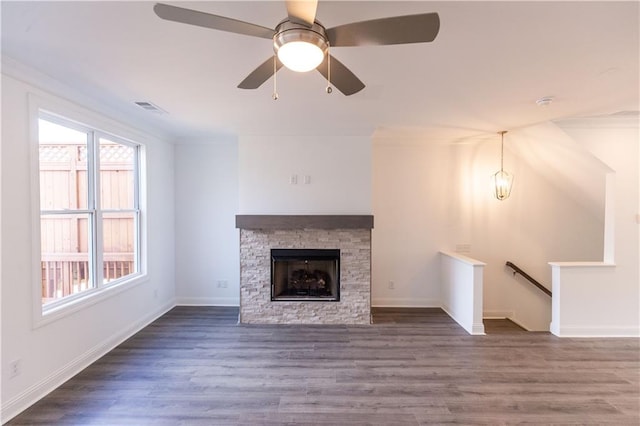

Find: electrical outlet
<box><xmin>9</xmin><ymin>359</ymin><xmax>21</xmax><ymax>379</ymax></box>
<box><xmin>290</xmin><ymin>174</ymin><xmax>298</xmax><ymax>185</ymax></box>
<box><xmin>153</xmin><ymin>289</ymin><xmax>158</xmax><ymax>299</ymax></box>
<box><xmin>220</xmin><ymin>280</ymin><xmax>228</xmax><ymax>288</ymax></box>
<box><xmin>388</xmin><ymin>281</ymin><xmax>395</xmax><ymax>290</ymax></box>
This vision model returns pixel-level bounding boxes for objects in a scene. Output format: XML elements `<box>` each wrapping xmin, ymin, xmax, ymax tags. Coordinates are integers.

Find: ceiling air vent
<box><xmin>134</xmin><ymin>101</ymin><xmax>166</xmax><ymax>114</ymax></box>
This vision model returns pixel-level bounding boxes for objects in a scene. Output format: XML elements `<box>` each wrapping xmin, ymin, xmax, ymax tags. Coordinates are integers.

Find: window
<box><xmin>38</xmin><ymin>112</ymin><xmax>141</xmax><ymax>310</ymax></box>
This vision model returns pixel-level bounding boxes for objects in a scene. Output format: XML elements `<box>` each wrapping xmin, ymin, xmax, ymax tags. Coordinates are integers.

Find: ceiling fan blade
<box><xmin>238</xmin><ymin>57</ymin><xmax>284</xmax><ymax>89</ymax></box>
<box><xmin>316</xmin><ymin>55</ymin><xmax>365</xmax><ymax>96</ymax></box>
<box><xmin>326</xmin><ymin>13</ymin><xmax>440</xmax><ymax>47</ymax></box>
<box><xmin>285</xmin><ymin>0</ymin><xmax>318</xmax><ymax>27</ymax></box>
<box><xmin>154</xmin><ymin>3</ymin><xmax>274</xmax><ymax>39</ymax></box>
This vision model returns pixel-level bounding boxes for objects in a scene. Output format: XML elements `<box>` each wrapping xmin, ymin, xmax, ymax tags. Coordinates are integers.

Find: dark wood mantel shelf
<box><xmin>235</xmin><ymin>215</ymin><xmax>374</xmax><ymax>230</ymax></box>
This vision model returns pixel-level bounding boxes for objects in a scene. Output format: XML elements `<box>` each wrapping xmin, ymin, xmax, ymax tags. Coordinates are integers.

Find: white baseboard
<box><xmin>550</xmin><ymin>324</ymin><xmax>640</xmax><ymax>338</ymax></box>
<box><xmin>483</xmin><ymin>311</ymin><xmax>533</xmax><ymax>331</ymax></box>
<box><xmin>506</xmin><ymin>316</ymin><xmax>534</xmax><ymax>332</ymax></box>
<box><xmin>471</xmin><ymin>323</ymin><xmax>486</xmax><ymax>335</ymax></box>
<box><xmin>483</xmin><ymin>310</ymin><xmax>514</xmax><ymax>319</ymax></box>
<box><xmin>371</xmin><ymin>298</ymin><xmax>440</xmax><ymax>308</ymax></box>
<box><xmin>441</xmin><ymin>304</ymin><xmax>485</xmax><ymax>335</ymax></box>
<box><xmin>175</xmin><ymin>297</ymin><xmax>239</xmax><ymax>306</ymax></box>
<box><xmin>1</xmin><ymin>300</ymin><xmax>175</xmax><ymax>424</ymax></box>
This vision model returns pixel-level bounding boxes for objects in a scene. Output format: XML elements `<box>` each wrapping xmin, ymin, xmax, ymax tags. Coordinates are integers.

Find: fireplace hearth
<box><xmin>271</xmin><ymin>249</ymin><xmax>340</xmax><ymax>301</ymax></box>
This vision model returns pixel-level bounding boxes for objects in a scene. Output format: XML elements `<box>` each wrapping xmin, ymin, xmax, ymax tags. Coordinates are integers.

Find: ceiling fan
<box><xmin>154</xmin><ymin>1</ymin><xmax>440</xmax><ymax>96</ymax></box>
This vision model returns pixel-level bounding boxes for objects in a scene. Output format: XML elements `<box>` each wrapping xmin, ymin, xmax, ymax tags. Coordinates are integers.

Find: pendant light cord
<box><xmin>273</xmin><ymin>55</ymin><xmax>279</xmax><ymax>100</ymax></box>
<box><xmin>499</xmin><ymin>131</ymin><xmax>507</xmax><ymax>171</ymax></box>
<box><xmin>500</xmin><ymin>132</ymin><xmax>504</xmax><ymax>171</ymax></box>
<box><xmin>326</xmin><ymin>44</ymin><xmax>333</xmax><ymax>94</ymax></box>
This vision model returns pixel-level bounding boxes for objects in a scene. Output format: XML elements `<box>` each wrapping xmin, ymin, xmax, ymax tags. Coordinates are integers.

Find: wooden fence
<box><xmin>40</xmin><ymin>141</ymin><xmax>136</xmax><ymax>304</ymax></box>
<box><xmin>41</xmin><ymin>255</ymin><xmax>134</xmax><ymax>303</ymax></box>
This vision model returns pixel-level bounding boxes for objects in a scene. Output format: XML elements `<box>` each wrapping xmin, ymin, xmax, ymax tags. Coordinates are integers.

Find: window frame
<box><xmin>30</xmin><ymin>95</ymin><xmax>148</xmax><ymax>327</ymax></box>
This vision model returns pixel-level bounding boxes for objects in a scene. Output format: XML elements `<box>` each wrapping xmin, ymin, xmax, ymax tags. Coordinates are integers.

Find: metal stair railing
<box><xmin>505</xmin><ymin>261</ymin><xmax>552</xmax><ymax>297</ymax></box>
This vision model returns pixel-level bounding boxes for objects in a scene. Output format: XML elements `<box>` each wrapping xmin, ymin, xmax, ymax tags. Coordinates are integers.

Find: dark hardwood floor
<box><xmin>9</xmin><ymin>307</ymin><xmax>639</xmax><ymax>425</ymax></box>
<box><xmin>482</xmin><ymin>318</ymin><xmax>528</xmax><ymax>334</ymax></box>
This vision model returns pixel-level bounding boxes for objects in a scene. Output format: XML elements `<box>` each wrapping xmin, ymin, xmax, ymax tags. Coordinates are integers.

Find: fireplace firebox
<box><xmin>271</xmin><ymin>249</ymin><xmax>340</xmax><ymax>301</ymax></box>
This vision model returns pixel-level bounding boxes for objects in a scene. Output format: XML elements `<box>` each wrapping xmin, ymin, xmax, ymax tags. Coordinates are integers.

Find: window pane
<box><xmin>99</xmin><ymin>138</ymin><xmax>135</xmax><ymax>209</ymax></box>
<box><xmin>41</xmin><ymin>213</ymin><xmax>93</xmax><ymax>305</ymax></box>
<box><xmin>39</xmin><ymin>119</ymin><xmax>89</xmax><ymax>210</ymax></box>
<box><xmin>37</xmin><ymin>112</ymin><xmax>142</xmax><ymax>313</ymax></box>
<box><xmin>103</xmin><ymin>211</ymin><xmax>137</xmax><ymax>282</ymax></box>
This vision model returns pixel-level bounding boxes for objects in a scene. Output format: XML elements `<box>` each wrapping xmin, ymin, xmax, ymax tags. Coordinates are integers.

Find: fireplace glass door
<box><xmin>271</xmin><ymin>249</ymin><xmax>340</xmax><ymax>301</ymax></box>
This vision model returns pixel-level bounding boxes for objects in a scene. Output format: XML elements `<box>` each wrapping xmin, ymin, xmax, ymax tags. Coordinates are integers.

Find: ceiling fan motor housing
<box><xmin>273</xmin><ymin>20</ymin><xmax>329</xmax><ymax>57</ymax></box>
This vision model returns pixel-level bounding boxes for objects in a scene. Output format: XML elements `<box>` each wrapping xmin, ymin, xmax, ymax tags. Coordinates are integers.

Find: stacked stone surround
<box><xmin>239</xmin><ymin>228</ymin><xmax>371</xmax><ymax>324</ymax></box>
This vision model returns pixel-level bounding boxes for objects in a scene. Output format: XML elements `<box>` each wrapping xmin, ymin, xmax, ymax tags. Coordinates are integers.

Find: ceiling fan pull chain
<box><xmin>326</xmin><ymin>44</ymin><xmax>333</xmax><ymax>94</ymax></box>
<box><xmin>272</xmin><ymin>55</ymin><xmax>279</xmax><ymax>100</ymax></box>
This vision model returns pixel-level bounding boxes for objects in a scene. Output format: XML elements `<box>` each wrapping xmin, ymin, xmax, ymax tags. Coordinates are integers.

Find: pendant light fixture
<box><xmin>492</xmin><ymin>131</ymin><xmax>513</xmax><ymax>200</ymax></box>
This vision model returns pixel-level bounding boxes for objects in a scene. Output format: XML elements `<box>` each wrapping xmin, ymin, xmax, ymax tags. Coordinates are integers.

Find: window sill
<box><xmin>34</xmin><ymin>273</ymin><xmax>148</xmax><ymax>329</ymax></box>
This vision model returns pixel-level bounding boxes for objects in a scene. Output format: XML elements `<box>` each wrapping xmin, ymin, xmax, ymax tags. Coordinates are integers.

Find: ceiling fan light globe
<box><xmin>277</xmin><ymin>41</ymin><xmax>324</xmax><ymax>72</ymax></box>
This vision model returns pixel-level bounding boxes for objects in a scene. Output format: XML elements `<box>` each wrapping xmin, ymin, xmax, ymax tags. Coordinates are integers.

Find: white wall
<box><xmin>1</xmin><ymin>73</ymin><xmax>175</xmax><ymax>421</ymax></box>
<box><xmin>549</xmin><ymin>262</ymin><xmax>629</xmax><ymax>336</ymax></box>
<box><xmin>440</xmin><ymin>251</ymin><xmax>486</xmax><ymax>335</ymax></box>
<box><xmin>174</xmin><ymin>133</ymin><xmax>371</xmax><ymax>307</ymax></box>
<box><xmin>372</xmin><ymin>127</ymin><xmax>605</xmax><ymax>330</ymax></box>
<box><xmin>465</xmin><ymin>129</ymin><xmax>605</xmax><ymax>330</ymax></box>
<box><xmin>551</xmin><ymin>116</ymin><xmax>639</xmax><ymax>335</ymax></box>
<box><xmin>175</xmin><ymin>142</ymin><xmax>239</xmax><ymax>306</ymax></box>
<box><xmin>239</xmin><ymin>134</ymin><xmax>371</xmax><ymax>214</ymax></box>
<box><xmin>372</xmin><ymin>140</ymin><xmax>449</xmax><ymax>307</ymax></box>
<box><xmin>0</xmin><ymin>70</ymin><xmax>3</xmax><ymax>411</ymax></box>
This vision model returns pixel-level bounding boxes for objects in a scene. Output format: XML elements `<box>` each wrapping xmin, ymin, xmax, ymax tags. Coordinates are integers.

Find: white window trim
<box><xmin>28</xmin><ymin>93</ymin><xmax>149</xmax><ymax>328</ymax></box>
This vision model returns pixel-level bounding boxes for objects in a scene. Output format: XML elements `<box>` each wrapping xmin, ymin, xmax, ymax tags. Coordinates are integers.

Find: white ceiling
<box><xmin>2</xmin><ymin>1</ymin><xmax>638</xmax><ymax>142</ymax></box>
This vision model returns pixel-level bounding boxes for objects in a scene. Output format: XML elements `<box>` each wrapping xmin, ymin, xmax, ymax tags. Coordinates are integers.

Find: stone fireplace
<box><xmin>236</xmin><ymin>215</ymin><xmax>373</xmax><ymax>324</ymax></box>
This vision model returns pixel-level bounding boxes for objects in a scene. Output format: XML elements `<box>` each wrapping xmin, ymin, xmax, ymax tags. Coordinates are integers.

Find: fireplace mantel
<box><xmin>235</xmin><ymin>215</ymin><xmax>374</xmax><ymax>230</ymax></box>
